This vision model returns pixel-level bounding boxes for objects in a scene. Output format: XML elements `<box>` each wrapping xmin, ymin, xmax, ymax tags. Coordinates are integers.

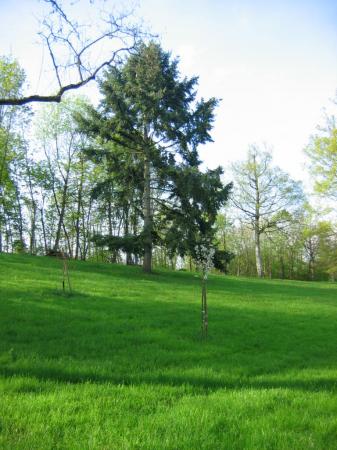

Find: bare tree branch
<box><xmin>0</xmin><ymin>0</ymin><xmax>146</xmax><ymax>106</ymax></box>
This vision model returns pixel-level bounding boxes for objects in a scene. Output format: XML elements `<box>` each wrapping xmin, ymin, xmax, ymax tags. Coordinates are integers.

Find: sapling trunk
<box><xmin>195</xmin><ymin>243</ymin><xmax>214</xmax><ymax>339</ymax></box>
<box><xmin>201</xmin><ymin>274</ymin><xmax>208</xmax><ymax>338</ymax></box>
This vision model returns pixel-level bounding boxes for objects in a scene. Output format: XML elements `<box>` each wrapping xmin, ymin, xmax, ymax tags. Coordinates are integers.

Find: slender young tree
<box><xmin>35</xmin><ymin>98</ymin><xmax>90</xmax><ymax>255</ymax></box>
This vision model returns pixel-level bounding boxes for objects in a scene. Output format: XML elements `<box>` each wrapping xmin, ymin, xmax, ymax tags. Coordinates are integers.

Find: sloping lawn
<box><xmin>1</xmin><ymin>253</ymin><xmax>337</xmax><ymax>449</ymax></box>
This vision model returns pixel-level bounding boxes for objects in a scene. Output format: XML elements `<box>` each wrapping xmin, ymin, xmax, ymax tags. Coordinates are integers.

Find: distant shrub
<box><xmin>13</xmin><ymin>240</ymin><xmax>26</xmax><ymax>254</ymax></box>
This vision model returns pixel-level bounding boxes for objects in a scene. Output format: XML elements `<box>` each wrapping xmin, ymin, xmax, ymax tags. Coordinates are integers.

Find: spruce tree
<box><xmin>78</xmin><ymin>42</ymin><xmax>222</xmax><ymax>272</ymax></box>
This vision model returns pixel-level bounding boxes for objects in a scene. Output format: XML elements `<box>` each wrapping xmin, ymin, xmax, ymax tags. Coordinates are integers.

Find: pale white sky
<box><xmin>1</xmin><ymin>0</ymin><xmax>337</xmax><ymax>188</ymax></box>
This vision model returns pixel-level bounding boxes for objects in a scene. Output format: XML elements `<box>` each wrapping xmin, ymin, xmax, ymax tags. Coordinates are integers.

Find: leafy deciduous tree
<box><xmin>305</xmin><ymin>104</ymin><xmax>337</xmax><ymax>202</ymax></box>
<box><xmin>231</xmin><ymin>145</ymin><xmax>303</xmax><ymax>277</ymax></box>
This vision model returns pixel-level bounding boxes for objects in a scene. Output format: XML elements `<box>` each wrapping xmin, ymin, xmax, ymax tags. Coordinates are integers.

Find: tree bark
<box><xmin>124</xmin><ymin>206</ymin><xmax>133</xmax><ymax>265</ymax></box>
<box><xmin>40</xmin><ymin>208</ymin><xmax>48</xmax><ymax>253</ymax></box>
<box><xmin>306</xmin><ymin>238</ymin><xmax>315</xmax><ymax>280</ymax></box>
<box><xmin>255</xmin><ymin>227</ymin><xmax>263</xmax><ymax>277</ymax></box>
<box><xmin>29</xmin><ymin>203</ymin><xmax>37</xmax><ymax>254</ymax></box>
<box><xmin>53</xmin><ymin>178</ymin><xmax>68</xmax><ymax>252</ymax></box>
<box><xmin>14</xmin><ymin>183</ymin><xmax>25</xmax><ymax>248</ymax></box>
<box><xmin>280</xmin><ymin>255</ymin><xmax>285</xmax><ymax>279</ymax></box>
<box><xmin>75</xmin><ymin>157</ymin><xmax>84</xmax><ymax>259</ymax></box>
<box><xmin>142</xmin><ymin>153</ymin><xmax>152</xmax><ymax>273</ymax></box>
<box><xmin>0</xmin><ymin>187</ymin><xmax>3</xmax><ymax>253</ymax></box>
<box><xmin>253</xmin><ymin>153</ymin><xmax>263</xmax><ymax>278</ymax></box>
<box><xmin>201</xmin><ymin>275</ymin><xmax>208</xmax><ymax>338</ymax></box>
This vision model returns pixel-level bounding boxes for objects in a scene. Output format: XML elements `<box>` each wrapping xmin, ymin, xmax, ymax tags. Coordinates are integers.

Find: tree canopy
<box><xmin>305</xmin><ymin>107</ymin><xmax>337</xmax><ymax>202</ymax></box>
<box><xmin>77</xmin><ymin>42</ymin><xmax>229</xmax><ymax>272</ymax></box>
<box><xmin>231</xmin><ymin>145</ymin><xmax>304</xmax><ymax>277</ymax></box>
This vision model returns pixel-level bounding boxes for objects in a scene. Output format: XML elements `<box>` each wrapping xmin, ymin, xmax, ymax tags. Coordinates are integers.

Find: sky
<box><xmin>1</xmin><ymin>0</ymin><xmax>337</xmax><ymax>188</ymax></box>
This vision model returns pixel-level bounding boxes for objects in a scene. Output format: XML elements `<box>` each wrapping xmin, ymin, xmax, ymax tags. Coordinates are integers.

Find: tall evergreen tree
<box><xmin>78</xmin><ymin>42</ymin><xmax>221</xmax><ymax>272</ymax></box>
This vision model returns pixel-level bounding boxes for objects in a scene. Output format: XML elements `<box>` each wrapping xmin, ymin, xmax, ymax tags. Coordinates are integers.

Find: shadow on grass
<box><xmin>1</xmin><ymin>287</ymin><xmax>337</xmax><ymax>394</ymax></box>
<box><xmin>1</xmin><ymin>253</ymin><xmax>337</xmax><ymax>394</ymax></box>
<box><xmin>210</xmin><ymin>277</ymin><xmax>337</xmax><ymax>305</ymax></box>
<box><xmin>2</xmin><ymin>252</ymin><xmax>336</xmax><ymax>302</ymax></box>
<box><xmin>1</xmin><ymin>364</ymin><xmax>336</xmax><ymax>394</ymax></box>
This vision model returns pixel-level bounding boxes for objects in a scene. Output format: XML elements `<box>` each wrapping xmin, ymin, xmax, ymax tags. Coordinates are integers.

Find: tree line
<box><xmin>0</xmin><ymin>44</ymin><xmax>232</xmax><ymax>273</ymax></box>
<box><xmin>1</xmin><ymin>43</ymin><xmax>336</xmax><ymax>280</ymax></box>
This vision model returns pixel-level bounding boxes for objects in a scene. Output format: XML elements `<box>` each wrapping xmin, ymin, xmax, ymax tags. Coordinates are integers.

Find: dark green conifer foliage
<box><xmin>164</xmin><ymin>165</ymin><xmax>232</xmax><ymax>261</ymax></box>
<box><xmin>77</xmin><ymin>42</ymin><xmax>227</xmax><ymax>272</ymax></box>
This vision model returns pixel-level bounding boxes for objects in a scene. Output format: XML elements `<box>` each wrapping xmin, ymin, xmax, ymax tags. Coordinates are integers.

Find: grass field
<box><xmin>1</xmin><ymin>253</ymin><xmax>337</xmax><ymax>449</ymax></box>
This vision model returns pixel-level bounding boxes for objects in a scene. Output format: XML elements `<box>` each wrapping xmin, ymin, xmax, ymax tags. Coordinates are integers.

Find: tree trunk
<box><xmin>75</xmin><ymin>158</ymin><xmax>84</xmax><ymax>259</ymax></box>
<box><xmin>308</xmin><ymin>256</ymin><xmax>315</xmax><ymax>280</ymax></box>
<box><xmin>0</xmin><ymin>190</ymin><xmax>3</xmax><ymax>253</ymax></box>
<box><xmin>40</xmin><ymin>208</ymin><xmax>48</xmax><ymax>253</ymax></box>
<box><xmin>142</xmin><ymin>154</ymin><xmax>152</xmax><ymax>273</ymax></box>
<box><xmin>14</xmin><ymin>183</ymin><xmax>25</xmax><ymax>249</ymax></box>
<box><xmin>82</xmin><ymin>198</ymin><xmax>92</xmax><ymax>260</ymax></box>
<box><xmin>307</xmin><ymin>238</ymin><xmax>315</xmax><ymax>280</ymax></box>
<box><xmin>25</xmin><ymin>149</ymin><xmax>37</xmax><ymax>254</ymax></box>
<box><xmin>280</xmin><ymin>255</ymin><xmax>285</xmax><ymax>279</ymax></box>
<box><xmin>252</xmin><ymin>152</ymin><xmax>263</xmax><ymax>277</ymax></box>
<box><xmin>107</xmin><ymin>195</ymin><xmax>113</xmax><ymax>236</ymax></box>
<box><xmin>5</xmin><ymin>221</ymin><xmax>11</xmax><ymax>252</ymax></box>
<box><xmin>124</xmin><ymin>206</ymin><xmax>133</xmax><ymax>265</ymax></box>
<box><xmin>62</xmin><ymin>221</ymin><xmax>73</xmax><ymax>257</ymax></box>
<box><xmin>30</xmin><ymin>202</ymin><xmax>37</xmax><ymax>254</ymax></box>
<box><xmin>255</xmin><ymin>227</ymin><xmax>263</xmax><ymax>277</ymax></box>
<box><xmin>201</xmin><ymin>274</ymin><xmax>208</xmax><ymax>338</ymax></box>
<box><xmin>53</xmin><ymin>169</ymin><xmax>70</xmax><ymax>253</ymax></box>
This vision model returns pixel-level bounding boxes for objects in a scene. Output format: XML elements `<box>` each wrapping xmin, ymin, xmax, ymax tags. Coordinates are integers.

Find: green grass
<box><xmin>1</xmin><ymin>253</ymin><xmax>337</xmax><ymax>449</ymax></box>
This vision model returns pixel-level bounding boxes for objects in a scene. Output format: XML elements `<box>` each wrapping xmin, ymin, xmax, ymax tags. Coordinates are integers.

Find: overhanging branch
<box><xmin>0</xmin><ymin>0</ymin><xmax>144</xmax><ymax>106</ymax></box>
<box><xmin>0</xmin><ymin>58</ymin><xmax>116</xmax><ymax>106</ymax></box>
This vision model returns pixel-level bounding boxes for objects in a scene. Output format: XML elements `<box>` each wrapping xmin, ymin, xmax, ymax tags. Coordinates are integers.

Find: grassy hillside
<box><xmin>1</xmin><ymin>253</ymin><xmax>337</xmax><ymax>449</ymax></box>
